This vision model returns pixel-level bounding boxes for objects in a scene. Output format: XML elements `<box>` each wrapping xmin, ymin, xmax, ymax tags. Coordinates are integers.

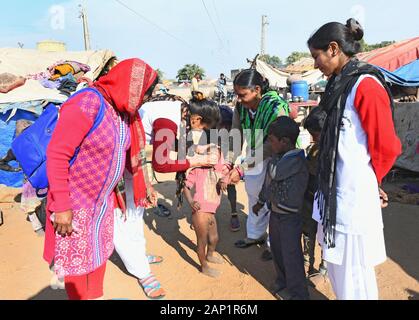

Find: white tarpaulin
<box><xmin>256</xmin><ymin>59</ymin><xmax>289</xmax><ymax>88</ymax></box>
<box><xmin>0</xmin><ymin>48</ymin><xmax>115</xmax><ymax>104</ymax></box>
<box><xmin>255</xmin><ymin>59</ymin><xmax>325</xmax><ymax>88</ymax></box>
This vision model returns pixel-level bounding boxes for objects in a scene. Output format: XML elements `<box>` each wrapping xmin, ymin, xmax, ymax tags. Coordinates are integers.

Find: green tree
<box><xmin>260</xmin><ymin>54</ymin><xmax>282</xmax><ymax>69</ymax></box>
<box><xmin>286</xmin><ymin>51</ymin><xmax>311</xmax><ymax>65</ymax></box>
<box><xmin>156</xmin><ymin>69</ymin><xmax>164</xmax><ymax>81</ymax></box>
<box><xmin>176</xmin><ymin>64</ymin><xmax>206</xmax><ymax>81</ymax></box>
<box><xmin>360</xmin><ymin>39</ymin><xmax>396</xmax><ymax>52</ymax></box>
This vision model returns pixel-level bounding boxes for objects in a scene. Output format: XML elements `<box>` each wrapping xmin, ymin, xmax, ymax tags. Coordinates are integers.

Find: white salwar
<box><xmin>114</xmin><ymin>171</ymin><xmax>150</xmax><ymax>280</ymax></box>
<box><xmin>244</xmin><ymin>159</ymin><xmax>271</xmax><ymax>246</ymax></box>
<box><xmin>313</xmin><ymin>75</ymin><xmax>387</xmax><ymax>300</ymax></box>
<box><xmin>113</xmin><ymin>101</ymin><xmax>183</xmax><ymax>280</ymax></box>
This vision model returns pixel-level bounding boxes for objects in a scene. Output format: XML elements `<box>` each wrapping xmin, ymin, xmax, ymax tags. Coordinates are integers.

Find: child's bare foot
<box><xmin>202</xmin><ymin>266</ymin><xmax>221</xmax><ymax>278</ymax></box>
<box><xmin>206</xmin><ymin>253</ymin><xmax>225</xmax><ymax>264</ymax></box>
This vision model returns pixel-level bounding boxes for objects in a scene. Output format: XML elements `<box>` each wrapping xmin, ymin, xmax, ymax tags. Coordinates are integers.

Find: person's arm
<box><xmin>47</xmin><ymin>93</ymin><xmax>99</xmax><ymax>235</ymax></box>
<box><xmin>354</xmin><ymin>77</ymin><xmax>402</xmax><ymax>185</ymax></box>
<box><xmin>47</xmin><ymin>95</ymin><xmax>97</xmax><ymax>213</ymax></box>
<box><xmin>152</xmin><ymin>118</ymin><xmax>191</xmax><ymax>173</ymax></box>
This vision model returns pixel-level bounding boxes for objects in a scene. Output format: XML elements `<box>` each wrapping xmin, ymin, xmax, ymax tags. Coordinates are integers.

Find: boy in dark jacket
<box><xmin>253</xmin><ymin>116</ymin><xmax>309</xmax><ymax>300</ymax></box>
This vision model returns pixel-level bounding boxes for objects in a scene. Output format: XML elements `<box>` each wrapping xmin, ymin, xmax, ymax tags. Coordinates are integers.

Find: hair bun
<box><xmin>346</xmin><ymin>18</ymin><xmax>364</xmax><ymax>41</ymax></box>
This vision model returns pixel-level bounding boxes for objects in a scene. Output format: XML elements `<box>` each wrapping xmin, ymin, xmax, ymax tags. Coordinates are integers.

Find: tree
<box><xmin>286</xmin><ymin>51</ymin><xmax>311</xmax><ymax>65</ymax></box>
<box><xmin>176</xmin><ymin>64</ymin><xmax>206</xmax><ymax>81</ymax></box>
<box><xmin>156</xmin><ymin>69</ymin><xmax>164</xmax><ymax>81</ymax></box>
<box><xmin>360</xmin><ymin>39</ymin><xmax>396</xmax><ymax>52</ymax></box>
<box><xmin>260</xmin><ymin>54</ymin><xmax>282</xmax><ymax>69</ymax></box>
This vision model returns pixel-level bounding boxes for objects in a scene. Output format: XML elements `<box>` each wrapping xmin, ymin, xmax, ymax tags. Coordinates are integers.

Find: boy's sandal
<box><xmin>139</xmin><ymin>273</ymin><xmax>166</xmax><ymax>300</ymax></box>
<box><xmin>147</xmin><ymin>255</ymin><xmax>164</xmax><ymax>265</ymax></box>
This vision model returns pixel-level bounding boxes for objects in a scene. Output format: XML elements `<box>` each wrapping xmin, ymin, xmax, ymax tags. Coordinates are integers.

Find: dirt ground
<box><xmin>0</xmin><ymin>173</ymin><xmax>418</xmax><ymax>300</ymax></box>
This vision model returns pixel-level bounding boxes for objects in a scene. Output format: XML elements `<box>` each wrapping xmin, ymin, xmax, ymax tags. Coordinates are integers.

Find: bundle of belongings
<box><xmin>28</xmin><ymin>60</ymin><xmax>91</xmax><ymax>97</ymax></box>
<box><xmin>0</xmin><ymin>73</ymin><xmax>26</xmax><ymax>94</ymax></box>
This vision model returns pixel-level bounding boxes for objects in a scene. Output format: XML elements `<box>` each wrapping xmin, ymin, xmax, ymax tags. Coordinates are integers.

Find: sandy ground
<box><xmin>0</xmin><ymin>173</ymin><xmax>418</xmax><ymax>300</ymax></box>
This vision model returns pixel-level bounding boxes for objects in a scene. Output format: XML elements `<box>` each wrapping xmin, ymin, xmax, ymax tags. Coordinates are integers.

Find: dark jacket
<box><xmin>258</xmin><ymin>149</ymin><xmax>309</xmax><ymax>214</ymax></box>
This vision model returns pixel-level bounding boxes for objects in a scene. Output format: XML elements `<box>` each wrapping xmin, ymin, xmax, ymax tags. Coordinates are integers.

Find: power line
<box><xmin>212</xmin><ymin>0</ymin><xmax>223</xmax><ymax>28</ymax></box>
<box><xmin>201</xmin><ymin>0</ymin><xmax>224</xmax><ymax>49</ymax></box>
<box><xmin>114</xmin><ymin>0</ymin><xmax>192</xmax><ymax>48</ymax></box>
<box><xmin>211</xmin><ymin>0</ymin><xmax>231</xmax><ymax>54</ymax></box>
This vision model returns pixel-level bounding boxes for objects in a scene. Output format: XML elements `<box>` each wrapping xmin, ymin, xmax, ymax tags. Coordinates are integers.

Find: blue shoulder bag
<box><xmin>12</xmin><ymin>88</ymin><xmax>106</xmax><ymax>197</ymax></box>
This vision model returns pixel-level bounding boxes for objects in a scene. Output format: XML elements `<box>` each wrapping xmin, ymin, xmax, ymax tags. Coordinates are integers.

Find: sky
<box><xmin>1</xmin><ymin>0</ymin><xmax>418</xmax><ymax>79</ymax></box>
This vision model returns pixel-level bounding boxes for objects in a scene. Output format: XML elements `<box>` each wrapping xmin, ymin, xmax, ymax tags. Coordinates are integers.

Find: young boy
<box><xmin>253</xmin><ymin>116</ymin><xmax>309</xmax><ymax>300</ymax></box>
<box><xmin>302</xmin><ymin>107</ymin><xmax>328</xmax><ymax>277</ymax></box>
<box><xmin>183</xmin><ymin>145</ymin><xmax>225</xmax><ymax>278</ymax></box>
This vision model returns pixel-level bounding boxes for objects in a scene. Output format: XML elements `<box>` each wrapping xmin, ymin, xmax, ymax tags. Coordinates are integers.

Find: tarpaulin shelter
<box><xmin>358</xmin><ymin>37</ymin><xmax>419</xmax><ymax>72</ymax></box>
<box><xmin>0</xmin><ymin>48</ymin><xmax>115</xmax><ymax>187</ymax></box>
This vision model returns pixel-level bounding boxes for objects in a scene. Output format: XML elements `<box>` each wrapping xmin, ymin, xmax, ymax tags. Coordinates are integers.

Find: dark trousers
<box><xmin>227</xmin><ymin>184</ymin><xmax>237</xmax><ymax>213</ymax></box>
<box><xmin>269</xmin><ymin>212</ymin><xmax>309</xmax><ymax>300</ymax></box>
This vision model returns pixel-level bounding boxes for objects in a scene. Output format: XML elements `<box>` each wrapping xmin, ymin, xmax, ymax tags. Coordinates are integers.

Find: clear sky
<box><xmin>1</xmin><ymin>0</ymin><xmax>418</xmax><ymax>79</ymax></box>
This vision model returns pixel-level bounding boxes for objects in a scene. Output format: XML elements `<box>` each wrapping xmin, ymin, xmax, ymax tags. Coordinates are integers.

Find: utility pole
<box><xmin>79</xmin><ymin>4</ymin><xmax>91</xmax><ymax>51</ymax></box>
<box><xmin>261</xmin><ymin>15</ymin><xmax>269</xmax><ymax>56</ymax></box>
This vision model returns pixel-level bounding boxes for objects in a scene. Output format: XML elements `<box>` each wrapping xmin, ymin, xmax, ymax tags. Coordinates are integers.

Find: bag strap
<box><xmin>36</xmin><ymin>88</ymin><xmax>107</xmax><ymax>198</ymax></box>
<box><xmin>66</xmin><ymin>87</ymin><xmax>106</xmax><ymax>134</ymax></box>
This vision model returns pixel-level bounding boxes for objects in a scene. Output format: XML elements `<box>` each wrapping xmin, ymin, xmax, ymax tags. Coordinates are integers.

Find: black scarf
<box><xmin>316</xmin><ymin>58</ymin><xmax>394</xmax><ymax>248</ymax></box>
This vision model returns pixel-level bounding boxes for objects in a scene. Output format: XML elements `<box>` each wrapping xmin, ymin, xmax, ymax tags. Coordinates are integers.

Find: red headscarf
<box><xmin>94</xmin><ymin>58</ymin><xmax>158</xmax><ymax>208</ymax></box>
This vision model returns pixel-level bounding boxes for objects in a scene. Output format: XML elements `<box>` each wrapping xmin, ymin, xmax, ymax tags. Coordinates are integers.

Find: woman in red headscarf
<box><xmin>44</xmin><ymin>59</ymin><xmax>158</xmax><ymax>300</ymax></box>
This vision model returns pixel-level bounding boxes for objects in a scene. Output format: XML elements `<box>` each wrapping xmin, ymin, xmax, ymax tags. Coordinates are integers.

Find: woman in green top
<box><xmin>226</xmin><ymin>69</ymin><xmax>290</xmax><ymax>250</ymax></box>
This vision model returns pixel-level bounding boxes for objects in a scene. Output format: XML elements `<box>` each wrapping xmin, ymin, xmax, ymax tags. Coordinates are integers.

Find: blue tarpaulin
<box><xmin>0</xmin><ymin>108</ymin><xmax>41</xmax><ymax>187</ymax></box>
<box><xmin>377</xmin><ymin>59</ymin><xmax>419</xmax><ymax>87</ymax></box>
<box><xmin>0</xmin><ymin>120</ymin><xmax>23</xmax><ymax>187</ymax></box>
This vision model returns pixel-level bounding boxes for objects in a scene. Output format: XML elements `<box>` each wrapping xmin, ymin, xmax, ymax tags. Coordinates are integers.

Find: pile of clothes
<box><xmin>0</xmin><ymin>73</ymin><xmax>26</xmax><ymax>94</ymax></box>
<box><xmin>28</xmin><ymin>60</ymin><xmax>91</xmax><ymax>97</ymax></box>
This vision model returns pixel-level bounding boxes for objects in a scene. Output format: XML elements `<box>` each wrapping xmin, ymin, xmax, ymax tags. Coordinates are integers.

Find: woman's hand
<box><xmin>252</xmin><ymin>203</ymin><xmax>264</xmax><ymax>216</ymax></box>
<box><xmin>53</xmin><ymin>210</ymin><xmax>74</xmax><ymax>237</ymax></box>
<box><xmin>379</xmin><ymin>188</ymin><xmax>389</xmax><ymax>209</ymax></box>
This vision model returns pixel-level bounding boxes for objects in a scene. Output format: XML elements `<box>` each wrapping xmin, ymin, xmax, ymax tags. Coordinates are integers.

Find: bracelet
<box><xmin>235</xmin><ymin>166</ymin><xmax>244</xmax><ymax>178</ymax></box>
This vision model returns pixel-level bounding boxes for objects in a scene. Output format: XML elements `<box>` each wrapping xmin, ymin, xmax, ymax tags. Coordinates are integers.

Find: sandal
<box><xmin>234</xmin><ymin>237</ymin><xmax>265</xmax><ymax>248</ymax></box>
<box><xmin>154</xmin><ymin>204</ymin><xmax>171</xmax><ymax>218</ymax></box>
<box><xmin>147</xmin><ymin>255</ymin><xmax>164</xmax><ymax>265</ymax></box>
<box><xmin>230</xmin><ymin>215</ymin><xmax>241</xmax><ymax>232</ymax></box>
<box><xmin>139</xmin><ymin>273</ymin><xmax>166</xmax><ymax>300</ymax></box>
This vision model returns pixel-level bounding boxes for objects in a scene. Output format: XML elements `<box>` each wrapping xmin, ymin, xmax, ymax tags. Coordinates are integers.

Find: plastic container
<box><xmin>291</xmin><ymin>80</ymin><xmax>309</xmax><ymax>102</ymax></box>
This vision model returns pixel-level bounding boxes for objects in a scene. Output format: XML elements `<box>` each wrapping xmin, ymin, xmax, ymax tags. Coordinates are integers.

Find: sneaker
<box><xmin>230</xmin><ymin>215</ymin><xmax>240</xmax><ymax>232</ymax></box>
<box><xmin>28</xmin><ymin>213</ymin><xmax>44</xmax><ymax>234</ymax></box>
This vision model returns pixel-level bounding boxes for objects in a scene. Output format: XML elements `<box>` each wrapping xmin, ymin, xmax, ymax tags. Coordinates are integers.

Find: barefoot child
<box><xmin>183</xmin><ymin>145</ymin><xmax>226</xmax><ymax>278</ymax></box>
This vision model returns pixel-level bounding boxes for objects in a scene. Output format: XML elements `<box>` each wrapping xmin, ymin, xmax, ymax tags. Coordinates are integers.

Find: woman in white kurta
<box><xmin>308</xmin><ymin>19</ymin><xmax>401</xmax><ymax>300</ymax></box>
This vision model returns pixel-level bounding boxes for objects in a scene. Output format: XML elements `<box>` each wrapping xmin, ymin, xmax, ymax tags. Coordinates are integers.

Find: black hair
<box><xmin>307</xmin><ymin>18</ymin><xmax>364</xmax><ymax>57</ymax></box>
<box><xmin>268</xmin><ymin>116</ymin><xmax>300</xmax><ymax>146</ymax></box>
<box><xmin>303</xmin><ymin>107</ymin><xmax>327</xmax><ymax>132</ymax></box>
<box><xmin>233</xmin><ymin>69</ymin><xmax>270</xmax><ymax>94</ymax></box>
<box><xmin>219</xmin><ymin>105</ymin><xmax>233</xmax><ymax>126</ymax></box>
<box><xmin>188</xmin><ymin>97</ymin><xmax>220</xmax><ymax>129</ymax></box>
<box><xmin>144</xmin><ymin>76</ymin><xmax>159</xmax><ymax>98</ymax></box>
